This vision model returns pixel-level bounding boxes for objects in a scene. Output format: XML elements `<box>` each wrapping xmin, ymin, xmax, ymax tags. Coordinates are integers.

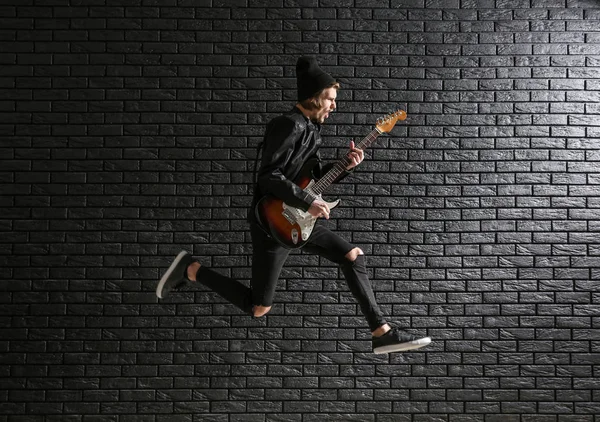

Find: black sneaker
<box><xmin>372</xmin><ymin>328</ymin><xmax>431</xmax><ymax>354</ymax></box>
<box><xmin>156</xmin><ymin>251</ymin><xmax>194</xmax><ymax>299</ymax></box>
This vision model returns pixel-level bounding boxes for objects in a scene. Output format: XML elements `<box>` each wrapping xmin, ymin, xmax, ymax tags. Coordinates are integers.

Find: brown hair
<box><xmin>298</xmin><ymin>82</ymin><xmax>340</xmax><ymax>110</ymax></box>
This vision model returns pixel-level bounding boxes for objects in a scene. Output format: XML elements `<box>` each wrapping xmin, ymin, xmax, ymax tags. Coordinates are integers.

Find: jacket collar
<box><xmin>292</xmin><ymin>105</ymin><xmax>321</xmax><ymax>132</ymax></box>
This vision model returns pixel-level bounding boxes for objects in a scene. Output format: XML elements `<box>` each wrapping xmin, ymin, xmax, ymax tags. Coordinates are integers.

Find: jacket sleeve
<box><xmin>257</xmin><ymin>117</ymin><xmax>316</xmax><ymax>211</ymax></box>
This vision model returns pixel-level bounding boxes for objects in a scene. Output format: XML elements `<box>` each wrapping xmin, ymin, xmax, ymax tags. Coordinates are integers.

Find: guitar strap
<box><xmin>250</xmin><ymin>138</ymin><xmax>275</xmax><ymax>239</ymax></box>
<box><xmin>252</xmin><ymin>138</ymin><xmax>265</xmax><ymax>186</ymax></box>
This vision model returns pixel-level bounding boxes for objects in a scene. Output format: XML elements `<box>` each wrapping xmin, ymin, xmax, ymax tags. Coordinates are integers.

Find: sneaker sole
<box><xmin>373</xmin><ymin>337</ymin><xmax>432</xmax><ymax>354</ymax></box>
<box><xmin>156</xmin><ymin>251</ymin><xmax>189</xmax><ymax>299</ymax></box>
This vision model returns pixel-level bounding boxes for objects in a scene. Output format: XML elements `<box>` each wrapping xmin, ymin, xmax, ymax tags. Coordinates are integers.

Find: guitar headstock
<box><xmin>375</xmin><ymin>109</ymin><xmax>407</xmax><ymax>133</ymax></box>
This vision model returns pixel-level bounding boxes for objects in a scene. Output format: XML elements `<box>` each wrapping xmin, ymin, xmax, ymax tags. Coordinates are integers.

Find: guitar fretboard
<box><xmin>309</xmin><ymin>128</ymin><xmax>382</xmax><ymax>196</ymax></box>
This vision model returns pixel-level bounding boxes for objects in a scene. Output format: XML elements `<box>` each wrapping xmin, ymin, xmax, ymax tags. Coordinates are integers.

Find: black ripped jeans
<box><xmin>195</xmin><ymin>223</ymin><xmax>387</xmax><ymax>332</ymax></box>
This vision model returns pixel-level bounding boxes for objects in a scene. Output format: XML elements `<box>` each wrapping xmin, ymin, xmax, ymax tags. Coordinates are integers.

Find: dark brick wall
<box><xmin>2</xmin><ymin>0</ymin><xmax>600</xmax><ymax>421</ymax></box>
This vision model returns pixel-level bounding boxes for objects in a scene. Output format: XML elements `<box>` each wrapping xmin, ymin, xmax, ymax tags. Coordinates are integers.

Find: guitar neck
<box><xmin>310</xmin><ymin>128</ymin><xmax>382</xmax><ymax>196</ymax></box>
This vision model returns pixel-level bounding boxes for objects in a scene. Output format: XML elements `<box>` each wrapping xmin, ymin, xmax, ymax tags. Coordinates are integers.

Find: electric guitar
<box><xmin>255</xmin><ymin>109</ymin><xmax>407</xmax><ymax>249</ymax></box>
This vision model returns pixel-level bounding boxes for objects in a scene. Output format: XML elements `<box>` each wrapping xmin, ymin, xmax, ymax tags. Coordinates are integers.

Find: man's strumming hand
<box><xmin>308</xmin><ymin>199</ymin><xmax>330</xmax><ymax>219</ymax></box>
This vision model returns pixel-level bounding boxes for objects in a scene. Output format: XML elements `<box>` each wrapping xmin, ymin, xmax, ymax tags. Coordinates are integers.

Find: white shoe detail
<box><xmin>373</xmin><ymin>336</ymin><xmax>431</xmax><ymax>354</ymax></box>
<box><xmin>156</xmin><ymin>251</ymin><xmax>189</xmax><ymax>299</ymax></box>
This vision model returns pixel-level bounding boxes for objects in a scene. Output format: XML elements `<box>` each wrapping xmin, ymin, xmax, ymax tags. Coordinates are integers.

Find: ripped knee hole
<box><xmin>344</xmin><ymin>247</ymin><xmax>364</xmax><ymax>262</ymax></box>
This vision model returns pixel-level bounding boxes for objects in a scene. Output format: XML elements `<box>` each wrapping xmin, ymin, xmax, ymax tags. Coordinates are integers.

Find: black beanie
<box><xmin>296</xmin><ymin>56</ymin><xmax>336</xmax><ymax>102</ymax></box>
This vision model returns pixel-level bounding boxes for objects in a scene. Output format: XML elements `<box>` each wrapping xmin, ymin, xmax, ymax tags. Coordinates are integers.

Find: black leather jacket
<box><xmin>249</xmin><ymin>106</ymin><xmax>353</xmax><ymax>222</ymax></box>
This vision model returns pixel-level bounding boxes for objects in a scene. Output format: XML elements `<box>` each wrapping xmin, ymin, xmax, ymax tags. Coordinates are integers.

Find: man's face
<box><xmin>313</xmin><ymin>87</ymin><xmax>337</xmax><ymax>124</ymax></box>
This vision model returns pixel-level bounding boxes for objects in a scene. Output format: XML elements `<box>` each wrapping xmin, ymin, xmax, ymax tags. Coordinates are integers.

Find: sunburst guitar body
<box><xmin>255</xmin><ymin>158</ymin><xmax>339</xmax><ymax>248</ymax></box>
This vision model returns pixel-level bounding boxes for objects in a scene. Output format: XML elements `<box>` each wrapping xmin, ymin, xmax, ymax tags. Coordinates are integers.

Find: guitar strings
<box><xmin>309</xmin><ymin>129</ymin><xmax>380</xmax><ymax>196</ymax></box>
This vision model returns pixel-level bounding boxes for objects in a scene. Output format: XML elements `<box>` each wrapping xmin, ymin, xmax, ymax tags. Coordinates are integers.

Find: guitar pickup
<box><xmin>282</xmin><ymin>208</ymin><xmax>297</xmax><ymax>224</ymax></box>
